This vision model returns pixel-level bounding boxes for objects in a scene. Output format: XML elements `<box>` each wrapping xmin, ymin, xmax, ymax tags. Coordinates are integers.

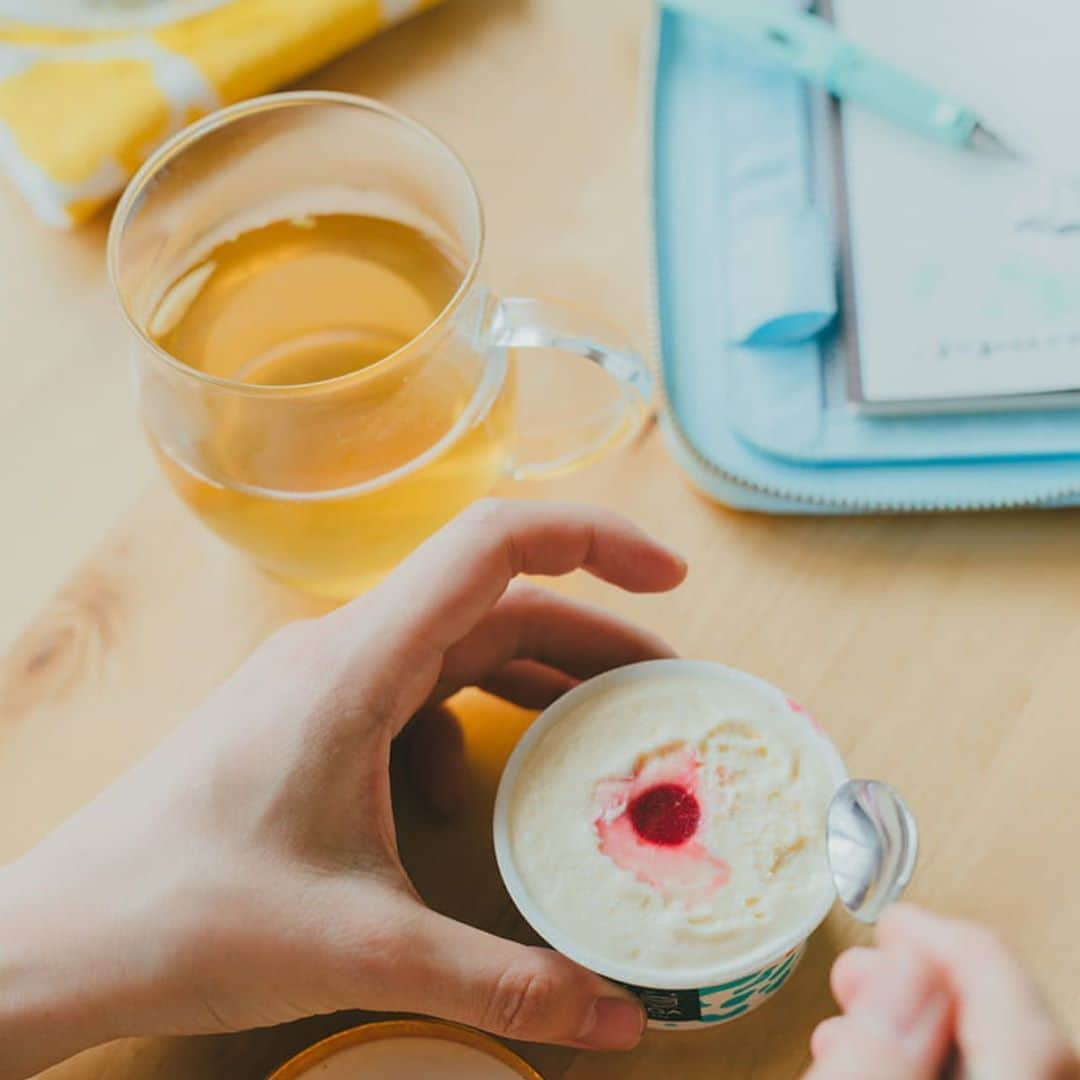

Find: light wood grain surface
<box><xmin>1</xmin><ymin>2</ymin><xmax>1078</xmax><ymax>1077</ymax></box>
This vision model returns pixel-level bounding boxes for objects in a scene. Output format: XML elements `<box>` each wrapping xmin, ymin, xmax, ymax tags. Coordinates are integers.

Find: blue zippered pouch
<box><xmin>651</xmin><ymin>6</ymin><xmax>1080</xmax><ymax>512</ymax></box>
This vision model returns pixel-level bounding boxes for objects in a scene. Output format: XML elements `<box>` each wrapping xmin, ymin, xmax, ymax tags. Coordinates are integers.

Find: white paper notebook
<box><xmin>832</xmin><ymin>0</ymin><xmax>1080</xmax><ymax>414</ymax></box>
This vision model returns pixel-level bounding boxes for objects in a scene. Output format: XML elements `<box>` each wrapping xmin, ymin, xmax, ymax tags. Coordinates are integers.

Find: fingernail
<box><xmin>579</xmin><ymin>996</ymin><xmax>646</xmax><ymax>1050</ymax></box>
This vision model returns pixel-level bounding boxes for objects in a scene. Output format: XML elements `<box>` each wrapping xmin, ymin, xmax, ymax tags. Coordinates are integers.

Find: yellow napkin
<box><xmin>0</xmin><ymin>0</ymin><xmax>439</xmax><ymax>228</ymax></box>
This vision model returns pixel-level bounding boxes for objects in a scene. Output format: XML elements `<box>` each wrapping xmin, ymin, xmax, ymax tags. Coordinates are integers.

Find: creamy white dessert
<box><xmin>507</xmin><ymin>669</ymin><xmax>838</xmax><ymax>974</ymax></box>
<box><xmin>295</xmin><ymin>1038</ymin><xmax>524</xmax><ymax>1078</ymax></box>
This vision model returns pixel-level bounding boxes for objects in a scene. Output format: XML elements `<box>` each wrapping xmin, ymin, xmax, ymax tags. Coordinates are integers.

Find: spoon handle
<box><xmin>938</xmin><ymin>1047</ymin><xmax>969</xmax><ymax>1080</ymax></box>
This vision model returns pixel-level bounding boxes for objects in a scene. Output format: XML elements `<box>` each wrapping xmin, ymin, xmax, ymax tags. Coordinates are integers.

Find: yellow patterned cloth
<box><xmin>0</xmin><ymin>0</ymin><xmax>439</xmax><ymax>227</ymax></box>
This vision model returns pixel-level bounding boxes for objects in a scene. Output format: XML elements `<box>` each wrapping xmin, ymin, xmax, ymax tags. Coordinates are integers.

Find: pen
<box><xmin>661</xmin><ymin>0</ymin><xmax>1016</xmax><ymax>156</ymax></box>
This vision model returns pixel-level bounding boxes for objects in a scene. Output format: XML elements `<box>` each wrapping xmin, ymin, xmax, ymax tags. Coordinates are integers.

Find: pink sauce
<box><xmin>593</xmin><ymin>745</ymin><xmax>730</xmax><ymax>903</ymax></box>
<box><xmin>786</xmin><ymin>696</ymin><xmax>825</xmax><ymax>734</ymax></box>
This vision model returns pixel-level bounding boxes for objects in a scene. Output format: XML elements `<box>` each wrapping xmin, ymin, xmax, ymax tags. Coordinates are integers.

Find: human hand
<box><xmin>805</xmin><ymin>904</ymin><xmax>1079</xmax><ymax>1080</ymax></box>
<box><xmin>0</xmin><ymin>500</ymin><xmax>687</xmax><ymax>1077</ymax></box>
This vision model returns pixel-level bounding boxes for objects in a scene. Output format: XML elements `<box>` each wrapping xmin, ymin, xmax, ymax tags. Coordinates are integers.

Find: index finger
<box><xmin>354</xmin><ymin>499</ymin><xmax>687</xmax><ymax>656</ymax></box>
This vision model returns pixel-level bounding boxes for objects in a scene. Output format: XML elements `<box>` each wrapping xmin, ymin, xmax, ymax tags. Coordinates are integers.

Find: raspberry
<box><xmin>628</xmin><ymin>783</ymin><xmax>700</xmax><ymax>846</ymax></box>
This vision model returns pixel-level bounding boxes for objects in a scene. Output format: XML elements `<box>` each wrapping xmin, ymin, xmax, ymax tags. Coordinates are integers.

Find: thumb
<box><xmin>385</xmin><ymin>908</ymin><xmax>645</xmax><ymax>1050</ymax></box>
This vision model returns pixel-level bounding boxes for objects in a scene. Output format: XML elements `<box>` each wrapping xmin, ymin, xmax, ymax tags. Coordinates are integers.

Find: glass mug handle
<box><xmin>490</xmin><ymin>297</ymin><xmax>654</xmax><ymax>480</ymax></box>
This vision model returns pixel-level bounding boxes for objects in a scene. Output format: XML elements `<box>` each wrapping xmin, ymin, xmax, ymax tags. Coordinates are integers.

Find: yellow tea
<box><xmin>148</xmin><ymin>214</ymin><xmax>514</xmax><ymax>597</ymax></box>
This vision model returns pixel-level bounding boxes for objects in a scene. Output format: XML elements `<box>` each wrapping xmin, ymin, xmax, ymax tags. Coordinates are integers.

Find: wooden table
<box><xmin>2</xmin><ymin>1</ymin><xmax>1078</xmax><ymax>1076</ymax></box>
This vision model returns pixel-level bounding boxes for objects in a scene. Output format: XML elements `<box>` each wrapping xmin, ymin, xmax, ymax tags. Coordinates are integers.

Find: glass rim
<box><xmin>105</xmin><ymin>90</ymin><xmax>486</xmax><ymax>397</ymax></box>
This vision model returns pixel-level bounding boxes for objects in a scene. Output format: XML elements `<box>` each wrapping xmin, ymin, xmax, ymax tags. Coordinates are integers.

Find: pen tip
<box><xmin>971</xmin><ymin>123</ymin><xmax>1021</xmax><ymax>160</ymax></box>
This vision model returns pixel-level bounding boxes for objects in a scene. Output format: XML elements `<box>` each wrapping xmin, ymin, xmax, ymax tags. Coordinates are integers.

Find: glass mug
<box><xmin>108</xmin><ymin>92</ymin><xmax>651</xmax><ymax>598</ymax></box>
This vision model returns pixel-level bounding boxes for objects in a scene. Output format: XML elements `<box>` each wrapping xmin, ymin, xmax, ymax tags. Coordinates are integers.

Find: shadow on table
<box><xmin>698</xmin><ymin>496</ymin><xmax>1080</xmax><ymax>571</ymax></box>
<box><xmin>684</xmin><ymin>492</ymin><xmax>1080</xmax><ymax>616</ymax></box>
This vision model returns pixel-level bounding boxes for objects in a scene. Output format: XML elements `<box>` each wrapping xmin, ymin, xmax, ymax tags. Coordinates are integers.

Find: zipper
<box><xmin>657</xmin><ymin>406</ymin><xmax>1080</xmax><ymax>513</ymax></box>
<box><xmin>642</xmin><ymin>7</ymin><xmax>1080</xmax><ymax>515</ymax></box>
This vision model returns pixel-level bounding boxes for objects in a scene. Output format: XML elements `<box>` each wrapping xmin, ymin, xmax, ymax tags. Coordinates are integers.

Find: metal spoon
<box><xmin>827</xmin><ymin>779</ymin><xmax>918</xmax><ymax>924</ymax></box>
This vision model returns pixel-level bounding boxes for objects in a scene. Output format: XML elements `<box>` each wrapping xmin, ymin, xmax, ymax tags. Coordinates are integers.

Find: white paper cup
<box><xmin>493</xmin><ymin>659</ymin><xmax>849</xmax><ymax>1030</ymax></box>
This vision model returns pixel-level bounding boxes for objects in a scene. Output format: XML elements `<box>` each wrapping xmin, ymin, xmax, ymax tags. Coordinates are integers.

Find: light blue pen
<box><xmin>662</xmin><ymin>0</ymin><xmax>1016</xmax><ymax>156</ymax></box>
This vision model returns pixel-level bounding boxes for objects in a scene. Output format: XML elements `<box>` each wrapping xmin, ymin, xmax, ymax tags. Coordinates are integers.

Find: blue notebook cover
<box><xmin>650</xmin><ymin>5</ymin><xmax>1080</xmax><ymax>512</ymax></box>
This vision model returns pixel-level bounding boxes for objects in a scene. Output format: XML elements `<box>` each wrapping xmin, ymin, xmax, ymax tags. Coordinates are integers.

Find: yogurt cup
<box><xmin>493</xmin><ymin>659</ymin><xmax>849</xmax><ymax>1030</ymax></box>
<box><xmin>268</xmin><ymin>1019</ymin><xmax>542</xmax><ymax>1079</ymax></box>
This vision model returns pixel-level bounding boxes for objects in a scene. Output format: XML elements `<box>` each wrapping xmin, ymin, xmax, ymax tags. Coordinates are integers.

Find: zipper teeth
<box><xmin>641</xmin><ymin>11</ymin><xmax>1079</xmax><ymax>516</ymax></box>
<box><xmin>660</xmin><ymin>407</ymin><xmax>1079</xmax><ymax>513</ymax></box>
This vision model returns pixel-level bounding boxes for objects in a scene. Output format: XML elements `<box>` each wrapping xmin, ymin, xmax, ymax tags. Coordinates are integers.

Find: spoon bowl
<box><xmin>827</xmin><ymin>779</ymin><xmax>918</xmax><ymax>924</ymax></box>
